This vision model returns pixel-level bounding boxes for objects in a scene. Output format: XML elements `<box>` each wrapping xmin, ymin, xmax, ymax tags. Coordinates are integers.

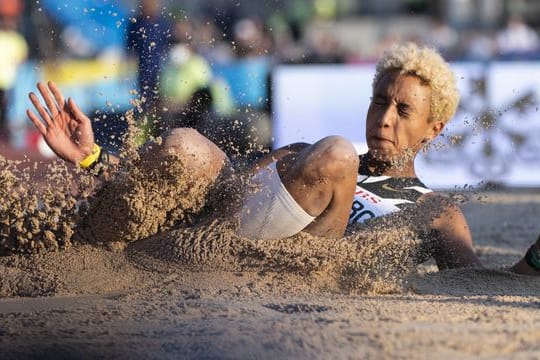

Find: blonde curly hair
<box><xmin>372</xmin><ymin>42</ymin><xmax>460</xmax><ymax>124</ymax></box>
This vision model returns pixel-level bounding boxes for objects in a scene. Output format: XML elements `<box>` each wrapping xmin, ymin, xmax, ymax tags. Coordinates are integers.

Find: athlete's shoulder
<box><xmin>416</xmin><ymin>191</ymin><xmax>458</xmax><ymax>211</ymax></box>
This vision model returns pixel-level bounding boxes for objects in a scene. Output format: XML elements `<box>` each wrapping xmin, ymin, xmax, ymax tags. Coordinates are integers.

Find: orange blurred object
<box><xmin>0</xmin><ymin>0</ymin><xmax>23</xmax><ymax>17</ymax></box>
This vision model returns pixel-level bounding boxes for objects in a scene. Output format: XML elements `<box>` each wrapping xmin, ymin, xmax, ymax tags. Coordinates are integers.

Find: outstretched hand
<box><xmin>27</xmin><ymin>81</ymin><xmax>95</xmax><ymax>164</ymax></box>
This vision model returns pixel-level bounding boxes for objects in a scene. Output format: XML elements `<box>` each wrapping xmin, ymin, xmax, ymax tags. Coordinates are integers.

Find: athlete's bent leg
<box><xmin>276</xmin><ymin>136</ymin><xmax>358</xmax><ymax>238</ymax></box>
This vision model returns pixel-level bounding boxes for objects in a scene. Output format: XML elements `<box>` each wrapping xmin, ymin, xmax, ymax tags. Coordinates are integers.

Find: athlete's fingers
<box><xmin>47</xmin><ymin>81</ymin><xmax>65</xmax><ymax>109</ymax></box>
<box><xmin>28</xmin><ymin>92</ymin><xmax>53</xmax><ymax>128</ymax></box>
<box><xmin>68</xmin><ymin>118</ymin><xmax>78</xmax><ymax>133</ymax></box>
<box><xmin>67</xmin><ymin>97</ymin><xmax>88</xmax><ymax>123</ymax></box>
<box><xmin>26</xmin><ymin>109</ymin><xmax>47</xmax><ymax>135</ymax></box>
<box><xmin>37</xmin><ymin>82</ymin><xmax>59</xmax><ymax>118</ymax></box>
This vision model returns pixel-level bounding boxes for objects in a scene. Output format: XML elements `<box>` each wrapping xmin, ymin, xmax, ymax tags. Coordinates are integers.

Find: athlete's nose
<box><xmin>378</xmin><ymin>104</ymin><xmax>397</xmax><ymax>128</ymax></box>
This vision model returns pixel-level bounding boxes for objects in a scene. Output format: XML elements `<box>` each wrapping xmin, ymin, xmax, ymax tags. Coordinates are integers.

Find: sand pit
<box><xmin>0</xmin><ymin>150</ymin><xmax>539</xmax><ymax>358</ymax></box>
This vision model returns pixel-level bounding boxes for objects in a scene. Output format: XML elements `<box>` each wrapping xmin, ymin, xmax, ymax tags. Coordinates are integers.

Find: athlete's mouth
<box><xmin>372</xmin><ymin>136</ymin><xmax>394</xmax><ymax>145</ymax></box>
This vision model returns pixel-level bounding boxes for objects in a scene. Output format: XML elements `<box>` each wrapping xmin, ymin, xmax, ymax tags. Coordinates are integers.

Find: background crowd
<box><xmin>2</xmin><ymin>0</ymin><xmax>540</xmax><ymax>159</ymax></box>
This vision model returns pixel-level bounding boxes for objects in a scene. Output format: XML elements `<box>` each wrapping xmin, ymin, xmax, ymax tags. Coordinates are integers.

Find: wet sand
<box><xmin>0</xmin><ymin>190</ymin><xmax>540</xmax><ymax>359</ymax></box>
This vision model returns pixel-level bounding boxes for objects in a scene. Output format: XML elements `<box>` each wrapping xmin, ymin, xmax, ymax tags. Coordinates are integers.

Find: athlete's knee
<box><xmin>287</xmin><ymin>136</ymin><xmax>357</xmax><ymax>185</ymax></box>
<box><xmin>139</xmin><ymin>127</ymin><xmax>218</xmax><ymax>166</ymax></box>
<box><xmin>163</xmin><ymin>127</ymin><xmax>229</xmax><ymax>176</ymax></box>
<box><xmin>161</xmin><ymin>127</ymin><xmax>204</xmax><ymax>155</ymax></box>
<box><xmin>314</xmin><ymin>136</ymin><xmax>358</xmax><ymax>176</ymax></box>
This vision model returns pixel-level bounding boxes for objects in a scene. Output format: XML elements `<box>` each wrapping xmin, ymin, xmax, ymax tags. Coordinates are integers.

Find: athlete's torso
<box><xmin>348</xmin><ymin>155</ymin><xmax>433</xmax><ymax>224</ymax></box>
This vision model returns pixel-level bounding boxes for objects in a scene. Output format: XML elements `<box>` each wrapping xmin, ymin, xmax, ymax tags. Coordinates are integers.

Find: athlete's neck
<box><xmin>363</xmin><ymin>152</ymin><xmax>416</xmax><ymax>178</ymax></box>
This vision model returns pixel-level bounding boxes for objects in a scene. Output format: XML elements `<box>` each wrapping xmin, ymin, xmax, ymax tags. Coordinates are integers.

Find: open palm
<box><xmin>27</xmin><ymin>81</ymin><xmax>95</xmax><ymax>164</ymax></box>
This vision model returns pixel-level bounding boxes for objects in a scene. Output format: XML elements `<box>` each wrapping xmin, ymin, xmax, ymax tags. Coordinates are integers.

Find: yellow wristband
<box><xmin>79</xmin><ymin>144</ymin><xmax>102</xmax><ymax>169</ymax></box>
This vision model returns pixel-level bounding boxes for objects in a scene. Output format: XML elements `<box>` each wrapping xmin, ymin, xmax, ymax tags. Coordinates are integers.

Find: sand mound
<box><xmin>0</xmin><ymin>245</ymin><xmax>155</xmax><ymax>297</ymax></box>
<box><xmin>127</xmin><ymin>208</ymin><xmax>433</xmax><ymax>294</ymax></box>
<box><xmin>409</xmin><ymin>267</ymin><xmax>540</xmax><ymax>297</ymax></box>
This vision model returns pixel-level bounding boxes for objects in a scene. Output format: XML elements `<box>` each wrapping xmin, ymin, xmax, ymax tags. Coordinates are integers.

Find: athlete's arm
<box><xmin>27</xmin><ymin>81</ymin><xmax>120</xmax><ymax>169</ymax></box>
<box><xmin>510</xmin><ymin>257</ymin><xmax>539</xmax><ymax>275</ymax></box>
<box><xmin>426</xmin><ymin>194</ymin><xmax>482</xmax><ymax>269</ymax></box>
<box><xmin>509</xmin><ymin>233</ymin><xmax>540</xmax><ymax>275</ymax></box>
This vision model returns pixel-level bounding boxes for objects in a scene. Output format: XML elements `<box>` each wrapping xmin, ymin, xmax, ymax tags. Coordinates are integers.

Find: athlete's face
<box><xmin>365</xmin><ymin>71</ymin><xmax>444</xmax><ymax>162</ymax></box>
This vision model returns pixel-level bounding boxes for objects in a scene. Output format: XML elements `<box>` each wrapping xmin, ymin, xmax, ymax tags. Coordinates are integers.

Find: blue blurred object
<box><xmin>212</xmin><ymin>57</ymin><xmax>270</xmax><ymax>109</ymax></box>
<box><xmin>126</xmin><ymin>6</ymin><xmax>172</xmax><ymax>108</ymax></box>
<box><xmin>42</xmin><ymin>0</ymin><xmax>128</xmax><ymax>50</ymax></box>
<box><xmin>8</xmin><ymin>62</ymin><xmax>38</xmax><ymax>149</ymax></box>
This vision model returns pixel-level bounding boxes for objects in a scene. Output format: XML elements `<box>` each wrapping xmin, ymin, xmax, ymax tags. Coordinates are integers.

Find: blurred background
<box><xmin>2</xmin><ymin>0</ymin><xmax>540</xmax><ymax>188</ymax></box>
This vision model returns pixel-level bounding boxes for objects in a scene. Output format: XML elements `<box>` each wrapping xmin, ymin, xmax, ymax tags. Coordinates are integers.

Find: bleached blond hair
<box><xmin>372</xmin><ymin>42</ymin><xmax>460</xmax><ymax>124</ymax></box>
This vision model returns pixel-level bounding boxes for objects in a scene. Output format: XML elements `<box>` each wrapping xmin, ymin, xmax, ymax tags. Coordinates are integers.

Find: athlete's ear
<box><xmin>427</xmin><ymin>121</ymin><xmax>445</xmax><ymax>142</ymax></box>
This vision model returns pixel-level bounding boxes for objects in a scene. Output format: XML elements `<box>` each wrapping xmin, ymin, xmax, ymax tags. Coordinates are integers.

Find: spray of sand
<box><xmin>0</xmin><ymin>156</ymin><xmax>96</xmax><ymax>255</ymax></box>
